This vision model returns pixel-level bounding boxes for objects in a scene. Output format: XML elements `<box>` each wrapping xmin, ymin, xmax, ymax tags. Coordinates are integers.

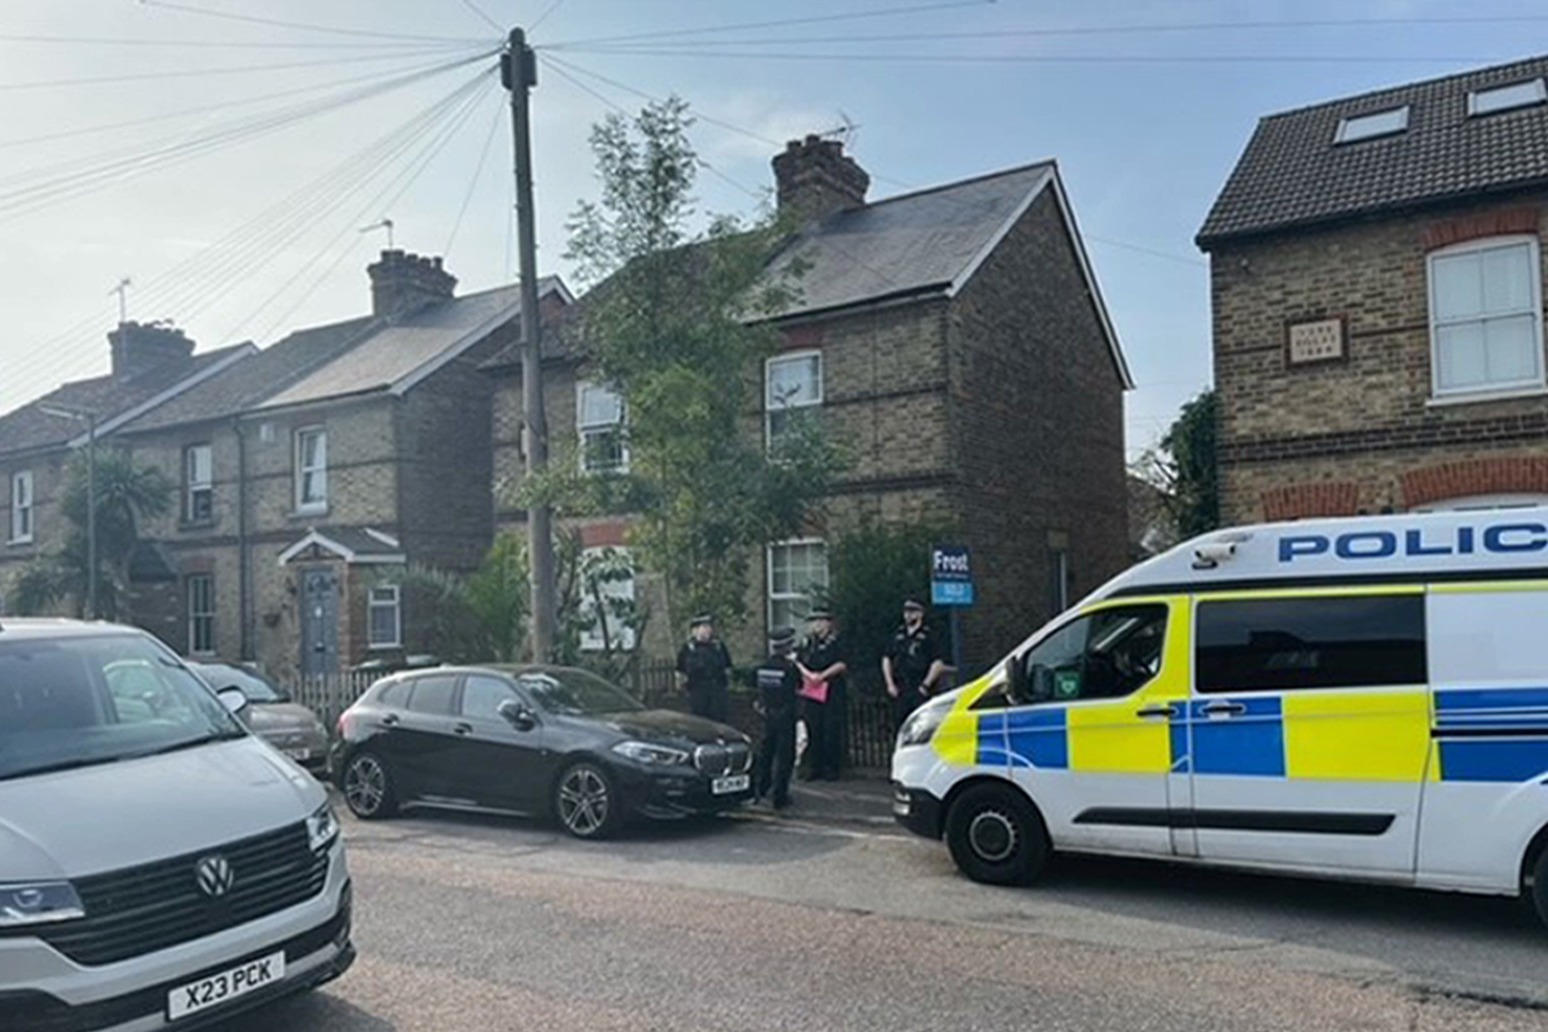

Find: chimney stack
<box><xmin>772</xmin><ymin>135</ymin><xmax>870</xmax><ymax>223</ymax></box>
<box><xmin>367</xmin><ymin>249</ymin><xmax>457</xmax><ymax>318</ymax></box>
<box><xmin>108</xmin><ymin>321</ymin><xmax>194</xmax><ymax>383</ymax></box>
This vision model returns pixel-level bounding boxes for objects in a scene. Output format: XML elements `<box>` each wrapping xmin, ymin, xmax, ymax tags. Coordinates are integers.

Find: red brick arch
<box><xmin>1401</xmin><ymin>457</ymin><xmax>1548</xmax><ymax>509</ymax></box>
<box><xmin>1260</xmin><ymin>481</ymin><xmax>1361</xmax><ymax>521</ymax></box>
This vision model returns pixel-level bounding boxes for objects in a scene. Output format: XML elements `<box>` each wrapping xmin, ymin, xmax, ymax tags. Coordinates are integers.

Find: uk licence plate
<box><xmin>167</xmin><ymin>950</ymin><xmax>284</xmax><ymax>1021</ymax></box>
<box><xmin>712</xmin><ymin>774</ymin><xmax>750</xmax><ymax>795</ymax></box>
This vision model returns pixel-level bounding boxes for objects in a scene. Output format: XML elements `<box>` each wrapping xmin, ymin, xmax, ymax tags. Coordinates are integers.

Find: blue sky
<box><xmin>2</xmin><ymin>0</ymin><xmax>1547</xmax><ymax>460</ymax></box>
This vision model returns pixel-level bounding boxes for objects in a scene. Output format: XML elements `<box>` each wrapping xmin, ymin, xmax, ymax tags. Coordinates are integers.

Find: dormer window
<box><xmin>1334</xmin><ymin>106</ymin><xmax>1409</xmax><ymax>144</ymax></box>
<box><xmin>1468</xmin><ymin>79</ymin><xmax>1548</xmax><ymax>117</ymax></box>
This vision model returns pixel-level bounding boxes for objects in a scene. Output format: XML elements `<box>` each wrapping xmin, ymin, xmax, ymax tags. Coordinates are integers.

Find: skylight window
<box><xmin>1335</xmin><ymin>106</ymin><xmax>1410</xmax><ymax>144</ymax></box>
<box><xmin>1468</xmin><ymin>79</ymin><xmax>1548</xmax><ymax>117</ymax></box>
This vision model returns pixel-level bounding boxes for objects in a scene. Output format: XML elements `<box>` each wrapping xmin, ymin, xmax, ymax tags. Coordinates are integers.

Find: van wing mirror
<box><xmin>216</xmin><ymin>686</ymin><xmax>249</xmax><ymax>715</ymax></box>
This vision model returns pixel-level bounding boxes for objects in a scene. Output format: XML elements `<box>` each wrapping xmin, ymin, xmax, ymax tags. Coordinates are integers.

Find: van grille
<box><xmin>23</xmin><ymin>822</ymin><xmax>328</xmax><ymax>967</ymax></box>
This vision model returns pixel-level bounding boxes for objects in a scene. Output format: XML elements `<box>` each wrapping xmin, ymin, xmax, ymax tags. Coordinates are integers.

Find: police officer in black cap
<box><xmin>752</xmin><ymin>626</ymin><xmax>800</xmax><ymax>810</ymax></box>
<box><xmin>798</xmin><ymin>608</ymin><xmax>848</xmax><ymax>781</ymax></box>
<box><xmin>883</xmin><ymin>597</ymin><xmax>946</xmax><ymax>729</ymax></box>
<box><xmin>675</xmin><ymin>613</ymin><xmax>732</xmax><ymax>723</ymax></box>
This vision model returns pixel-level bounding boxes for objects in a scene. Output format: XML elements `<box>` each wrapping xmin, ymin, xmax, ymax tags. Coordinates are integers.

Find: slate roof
<box><xmin>1198</xmin><ymin>54</ymin><xmax>1548</xmax><ymax>247</ymax></box>
<box><xmin>764</xmin><ymin>161</ymin><xmax>1056</xmax><ymax>318</ymax></box>
<box><xmin>0</xmin><ymin>343</ymin><xmax>253</xmax><ymax>457</ymax></box>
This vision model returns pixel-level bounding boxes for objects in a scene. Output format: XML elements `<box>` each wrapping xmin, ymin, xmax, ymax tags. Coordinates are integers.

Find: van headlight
<box><xmin>612</xmin><ymin>741</ymin><xmax>689</xmax><ymax>765</ymax></box>
<box><xmin>307</xmin><ymin>804</ymin><xmax>340</xmax><ymax>852</ymax></box>
<box><xmin>898</xmin><ymin>700</ymin><xmax>952</xmax><ymax>748</ymax></box>
<box><xmin>0</xmin><ymin>882</ymin><xmax>84</xmax><ymax>927</ymax></box>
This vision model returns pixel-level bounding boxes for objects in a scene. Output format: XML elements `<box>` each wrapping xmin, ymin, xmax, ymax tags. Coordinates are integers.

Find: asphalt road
<box><xmin>210</xmin><ymin>802</ymin><xmax>1548</xmax><ymax>1031</ymax></box>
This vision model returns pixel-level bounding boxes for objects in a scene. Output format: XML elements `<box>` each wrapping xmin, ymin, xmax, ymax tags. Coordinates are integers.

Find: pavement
<box><xmin>778</xmin><ymin>772</ymin><xmax>894</xmax><ymax>825</ymax></box>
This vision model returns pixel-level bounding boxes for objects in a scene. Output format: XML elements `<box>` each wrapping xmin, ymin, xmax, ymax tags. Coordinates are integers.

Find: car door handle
<box><xmin>453</xmin><ymin>722</ymin><xmax>473</xmax><ymax>736</ymax></box>
<box><xmin>380</xmin><ymin>713</ymin><xmax>400</xmax><ymax>727</ymax></box>
<box><xmin>1200</xmin><ymin>701</ymin><xmax>1247</xmax><ymax>717</ymax></box>
<box><xmin>1135</xmin><ymin>704</ymin><xmax>1176</xmax><ymax>719</ymax></box>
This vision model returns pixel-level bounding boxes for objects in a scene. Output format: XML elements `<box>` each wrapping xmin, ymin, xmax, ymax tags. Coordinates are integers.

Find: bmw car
<box><xmin>331</xmin><ymin>664</ymin><xmax>754</xmax><ymax>837</ymax></box>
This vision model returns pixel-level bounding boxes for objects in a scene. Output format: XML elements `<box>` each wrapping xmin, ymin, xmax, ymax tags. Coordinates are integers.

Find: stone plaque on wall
<box><xmin>1286</xmin><ymin>317</ymin><xmax>1346</xmax><ymax>366</ymax></box>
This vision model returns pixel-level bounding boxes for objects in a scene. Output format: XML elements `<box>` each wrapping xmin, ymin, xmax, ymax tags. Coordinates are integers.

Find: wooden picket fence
<box><xmin>281</xmin><ymin>659</ymin><xmax>901</xmax><ymax>772</ymax></box>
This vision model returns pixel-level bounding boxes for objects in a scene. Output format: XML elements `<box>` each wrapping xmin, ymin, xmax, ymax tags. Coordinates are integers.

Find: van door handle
<box><xmin>1135</xmin><ymin>704</ymin><xmax>1175</xmax><ymax>719</ymax></box>
<box><xmin>453</xmin><ymin>722</ymin><xmax>473</xmax><ymax>736</ymax></box>
<box><xmin>1200</xmin><ymin>701</ymin><xmax>1247</xmax><ymax>717</ymax></box>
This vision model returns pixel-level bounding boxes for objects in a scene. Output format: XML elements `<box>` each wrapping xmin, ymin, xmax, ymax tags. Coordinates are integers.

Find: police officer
<box><xmin>882</xmin><ymin>598</ymin><xmax>946</xmax><ymax>729</ymax></box>
<box><xmin>675</xmin><ymin>613</ymin><xmax>732</xmax><ymax>723</ymax></box>
<box><xmin>798</xmin><ymin>609</ymin><xmax>848</xmax><ymax>781</ymax></box>
<box><xmin>753</xmin><ymin>626</ymin><xmax>801</xmax><ymax>810</ymax></box>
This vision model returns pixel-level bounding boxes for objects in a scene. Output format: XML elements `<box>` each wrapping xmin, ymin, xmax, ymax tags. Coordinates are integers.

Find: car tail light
<box><xmin>337</xmin><ymin>711</ymin><xmax>354</xmax><ymax>738</ymax></box>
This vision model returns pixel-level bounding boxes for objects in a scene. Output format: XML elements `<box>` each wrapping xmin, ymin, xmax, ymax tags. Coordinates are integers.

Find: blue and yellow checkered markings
<box><xmin>1190</xmin><ymin>697</ymin><xmax>1286</xmax><ymax>777</ymax></box>
<box><xmin>977</xmin><ymin>708</ymin><xmax>1067</xmax><ymax>769</ymax></box>
<box><xmin>1169</xmin><ymin>714</ymin><xmax>1190</xmax><ymax>774</ymax></box>
<box><xmin>1434</xmin><ymin>687</ymin><xmax>1548</xmax><ymax>783</ymax></box>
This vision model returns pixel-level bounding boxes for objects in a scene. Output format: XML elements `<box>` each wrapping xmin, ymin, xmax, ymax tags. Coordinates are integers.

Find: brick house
<box><xmin>0</xmin><ymin>250</ymin><xmax>569</xmax><ymax>678</ymax></box>
<box><xmin>1199</xmin><ymin>55</ymin><xmax>1548</xmax><ymax>522</ymax></box>
<box><xmin>490</xmin><ymin>136</ymin><xmax>1132</xmax><ymax>673</ymax></box>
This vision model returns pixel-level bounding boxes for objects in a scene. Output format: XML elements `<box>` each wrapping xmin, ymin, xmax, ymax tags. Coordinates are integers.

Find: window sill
<box><xmin>6</xmin><ymin>537</ymin><xmax>33</xmax><ymax>547</ymax></box>
<box><xmin>292</xmin><ymin>507</ymin><xmax>329</xmax><ymax>520</ymax></box>
<box><xmin>1428</xmin><ymin>385</ymin><xmax>1548</xmax><ymax>408</ymax></box>
<box><xmin>179</xmin><ymin>518</ymin><xmax>217</xmax><ymax>531</ymax></box>
<box><xmin>367</xmin><ymin>642</ymin><xmax>402</xmax><ymax>651</ymax></box>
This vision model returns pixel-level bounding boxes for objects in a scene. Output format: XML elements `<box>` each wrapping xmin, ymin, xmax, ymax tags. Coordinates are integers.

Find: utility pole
<box><xmin>504</xmin><ymin>27</ymin><xmax>557</xmax><ymax>661</ymax></box>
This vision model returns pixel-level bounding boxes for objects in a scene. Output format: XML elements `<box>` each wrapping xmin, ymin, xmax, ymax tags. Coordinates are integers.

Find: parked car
<box><xmin>188</xmin><ymin>661</ymin><xmax>331</xmax><ymax>778</ymax></box>
<box><xmin>0</xmin><ymin>618</ymin><xmax>353</xmax><ymax>1030</ymax></box>
<box><xmin>332</xmin><ymin>664</ymin><xmax>755</xmax><ymax>837</ymax></box>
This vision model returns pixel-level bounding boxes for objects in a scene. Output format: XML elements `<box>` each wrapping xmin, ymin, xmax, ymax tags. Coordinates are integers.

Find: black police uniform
<box><xmin>885</xmin><ymin>622</ymin><xmax>942</xmax><ymax>728</ymax></box>
<box><xmin>798</xmin><ymin>631</ymin><xmax>847</xmax><ymax>780</ymax></box>
<box><xmin>752</xmin><ymin>645</ymin><xmax>800</xmax><ymax>808</ymax></box>
<box><xmin>676</xmin><ymin>637</ymin><xmax>732</xmax><ymax>723</ymax></box>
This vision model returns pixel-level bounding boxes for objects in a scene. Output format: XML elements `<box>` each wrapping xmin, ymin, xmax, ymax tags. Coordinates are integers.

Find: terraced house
<box><xmin>0</xmin><ymin>250</ymin><xmax>569</xmax><ymax>678</ymax></box>
<box><xmin>1200</xmin><ymin>55</ymin><xmax>1548</xmax><ymax>521</ymax></box>
<box><xmin>490</xmin><ymin>136</ymin><xmax>1133</xmax><ymax>670</ymax></box>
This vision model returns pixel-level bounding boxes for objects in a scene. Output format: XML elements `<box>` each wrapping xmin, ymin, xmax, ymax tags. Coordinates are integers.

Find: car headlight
<box><xmin>898</xmin><ymin>700</ymin><xmax>952</xmax><ymax>748</ymax></box>
<box><xmin>0</xmin><ymin>882</ymin><xmax>84</xmax><ymax>928</ymax></box>
<box><xmin>612</xmin><ymin>740</ymin><xmax>690</xmax><ymax>765</ymax></box>
<box><xmin>307</xmin><ymin>804</ymin><xmax>340</xmax><ymax>852</ymax></box>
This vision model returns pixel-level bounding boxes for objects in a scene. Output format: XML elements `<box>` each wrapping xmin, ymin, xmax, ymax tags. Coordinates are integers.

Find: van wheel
<box><xmin>342</xmin><ymin>751</ymin><xmax>398</xmax><ymax>820</ymax></box>
<box><xmin>945</xmin><ymin>783</ymin><xmax>1049</xmax><ymax>886</ymax></box>
<box><xmin>1527</xmin><ymin>846</ymin><xmax>1548</xmax><ymax>929</ymax></box>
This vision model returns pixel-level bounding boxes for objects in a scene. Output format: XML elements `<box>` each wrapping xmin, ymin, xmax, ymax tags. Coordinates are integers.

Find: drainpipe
<box><xmin>234</xmin><ymin>418</ymin><xmax>252</xmax><ymax>661</ymax></box>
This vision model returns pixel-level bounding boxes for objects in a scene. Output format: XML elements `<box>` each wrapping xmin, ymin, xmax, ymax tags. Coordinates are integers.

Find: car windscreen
<box><xmin>513</xmin><ymin>667</ymin><xmax>644</xmax><ymax>717</ymax></box>
<box><xmin>195</xmin><ymin>663</ymin><xmax>286</xmax><ymax>703</ymax></box>
<box><xmin>0</xmin><ymin>634</ymin><xmax>247</xmax><ymax>781</ymax></box>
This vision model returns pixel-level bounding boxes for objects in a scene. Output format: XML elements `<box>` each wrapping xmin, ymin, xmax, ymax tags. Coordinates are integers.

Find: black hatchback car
<box><xmin>332</xmin><ymin>664</ymin><xmax>754</xmax><ymax>837</ymax></box>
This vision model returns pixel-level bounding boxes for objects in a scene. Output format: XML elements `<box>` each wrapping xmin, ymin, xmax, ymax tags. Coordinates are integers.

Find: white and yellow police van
<box><xmin>892</xmin><ymin>510</ymin><xmax>1548</xmax><ymax>925</ymax></box>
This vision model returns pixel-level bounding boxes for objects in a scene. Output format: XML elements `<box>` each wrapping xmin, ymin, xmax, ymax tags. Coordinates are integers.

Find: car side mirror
<box><xmin>497</xmin><ymin>698</ymin><xmax>537</xmax><ymax>731</ymax></box>
<box><xmin>217</xmin><ymin>686</ymin><xmax>249</xmax><ymax>715</ymax></box>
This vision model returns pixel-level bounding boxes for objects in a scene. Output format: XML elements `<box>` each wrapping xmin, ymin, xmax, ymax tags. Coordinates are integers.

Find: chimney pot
<box><xmin>108</xmin><ymin>321</ymin><xmax>195</xmax><ymax>383</ymax></box>
<box><xmin>772</xmin><ymin>134</ymin><xmax>870</xmax><ymax>224</ymax></box>
<box><xmin>367</xmin><ymin>249</ymin><xmax>457</xmax><ymax>317</ymax></box>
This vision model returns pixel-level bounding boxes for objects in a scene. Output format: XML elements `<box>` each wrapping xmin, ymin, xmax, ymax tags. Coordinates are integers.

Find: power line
<box><xmin>0</xmin><ymin>32</ymin><xmax>483</xmax><ymax>50</ymax></box>
<box><xmin>443</xmin><ymin>97</ymin><xmax>506</xmax><ymax>259</ymax></box>
<box><xmin>530</xmin><ymin>0</ymin><xmax>571</xmax><ymax>32</ymax></box>
<box><xmin>138</xmin><ymin>0</ymin><xmax>491</xmax><ymax>44</ymax></box>
<box><xmin>459</xmin><ymin>0</ymin><xmax>504</xmax><ymax>35</ymax></box>
<box><xmin>544</xmin><ymin>46</ymin><xmax>1515</xmax><ymax>66</ymax></box>
<box><xmin>543</xmin><ymin>0</ymin><xmax>991</xmax><ymax>49</ymax></box>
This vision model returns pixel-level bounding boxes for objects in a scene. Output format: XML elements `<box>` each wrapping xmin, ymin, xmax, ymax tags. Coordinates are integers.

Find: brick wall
<box><xmin>1211</xmin><ymin>190</ymin><xmax>1548</xmax><ymax>522</ymax></box>
<box><xmin>0</xmin><ymin>451</ymin><xmax>68</xmax><ymax>612</ymax></box>
<box><xmin>947</xmin><ymin>187</ymin><xmax>1130</xmax><ymax>668</ymax></box>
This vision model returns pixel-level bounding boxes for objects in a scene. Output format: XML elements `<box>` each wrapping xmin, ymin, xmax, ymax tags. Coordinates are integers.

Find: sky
<box><xmin>1</xmin><ymin>0</ymin><xmax>1546</xmax><ymax>461</ymax></box>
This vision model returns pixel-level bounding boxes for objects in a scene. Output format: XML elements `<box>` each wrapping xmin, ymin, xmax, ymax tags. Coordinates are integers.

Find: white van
<box><xmin>0</xmin><ymin>619</ymin><xmax>353</xmax><ymax>1029</ymax></box>
<box><xmin>892</xmin><ymin>510</ymin><xmax>1548</xmax><ymax>926</ymax></box>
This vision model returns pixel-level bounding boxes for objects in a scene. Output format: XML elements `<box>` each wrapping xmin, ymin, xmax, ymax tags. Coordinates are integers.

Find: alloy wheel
<box><xmin>345</xmin><ymin>755</ymin><xmax>386</xmax><ymax>817</ymax></box>
<box><xmin>558</xmin><ymin>766</ymin><xmax>610</xmax><ymax>837</ymax></box>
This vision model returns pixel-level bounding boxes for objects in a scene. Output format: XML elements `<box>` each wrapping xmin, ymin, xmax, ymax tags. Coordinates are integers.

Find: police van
<box><xmin>892</xmin><ymin>510</ymin><xmax>1548</xmax><ymax>926</ymax></box>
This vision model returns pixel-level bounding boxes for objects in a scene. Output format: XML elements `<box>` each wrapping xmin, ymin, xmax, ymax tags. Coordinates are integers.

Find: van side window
<box><xmin>1013</xmin><ymin>604</ymin><xmax>1168</xmax><ymax>705</ymax></box>
<box><xmin>1196</xmin><ymin>595</ymin><xmax>1426</xmax><ymax>694</ymax></box>
<box><xmin>405</xmin><ymin>674</ymin><xmax>457</xmax><ymax>715</ymax></box>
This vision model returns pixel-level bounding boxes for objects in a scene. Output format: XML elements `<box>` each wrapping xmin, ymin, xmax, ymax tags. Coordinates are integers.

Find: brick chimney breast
<box><xmin>108</xmin><ymin>321</ymin><xmax>195</xmax><ymax>383</ymax></box>
<box><xmin>367</xmin><ymin>249</ymin><xmax>457</xmax><ymax>318</ymax></box>
<box><xmin>772</xmin><ymin>134</ymin><xmax>870</xmax><ymax>223</ymax></box>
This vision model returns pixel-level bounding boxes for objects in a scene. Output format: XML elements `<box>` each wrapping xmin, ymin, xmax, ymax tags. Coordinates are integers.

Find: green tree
<box><xmin>14</xmin><ymin>449</ymin><xmax>172</xmax><ymax>620</ymax></box>
<box><xmin>1139</xmin><ymin>388</ymin><xmax>1220</xmax><ymax>540</ymax></box>
<box><xmin>397</xmin><ymin>533</ymin><xmax>532</xmax><ymax>664</ymax></box>
<box><xmin>819</xmin><ymin>518</ymin><xmax>955</xmax><ymax>696</ymax></box>
<box><xmin>526</xmin><ymin>97</ymin><xmax>835</xmax><ymax>633</ymax></box>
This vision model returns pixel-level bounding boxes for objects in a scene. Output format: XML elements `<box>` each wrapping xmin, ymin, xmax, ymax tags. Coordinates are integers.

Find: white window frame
<box><xmin>187</xmin><ymin>574</ymin><xmax>215</xmax><ymax>656</ymax></box>
<box><xmin>1427</xmin><ymin>235</ymin><xmax>1545</xmax><ymax>401</ymax></box>
<box><xmin>577</xmin><ymin>547</ymin><xmax>636</xmax><ymax>652</ymax></box>
<box><xmin>294</xmin><ymin>427</ymin><xmax>328</xmax><ymax>514</ymax></box>
<box><xmin>766</xmin><ymin>537</ymin><xmax>829</xmax><ymax>632</ymax></box>
<box><xmin>184</xmin><ymin>444</ymin><xmax>213</xmax><ymax>523</ymax></box>
<box><xmin>367</xmin><ymin>585</ymin><xmax>402</xmax><ymax>650</ymax></box>
<box><xmin>576</xmin><ymin>381</ymin><xmax>629</xmax><ymax>475</ymax></box>
<box><xmin>764</xmin><ymin>350</ymin><xmax>824</xmax><ymax>450</ymax></box>
<box><xmin>1334</xmin><ymin>105</ymin><xmax>1409</xmax><ymax>144</ymax></box>
<box><xmin>1468</xmin><ymin>79</ymin><xmax>1547</xmax><ymax>117</ymax></box>
<box><xmin>9</xmin><ymin>470</ymin><xmax>33</xmax><ymax>544</ymax></box>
